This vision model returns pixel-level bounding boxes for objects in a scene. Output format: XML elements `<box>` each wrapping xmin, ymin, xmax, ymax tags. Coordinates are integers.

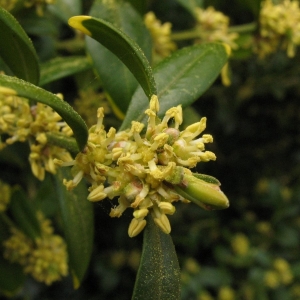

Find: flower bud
<box><xmin>174</xmin><ymin>173</ymin><xmax>229</xmax><ymax>210</ymax></box>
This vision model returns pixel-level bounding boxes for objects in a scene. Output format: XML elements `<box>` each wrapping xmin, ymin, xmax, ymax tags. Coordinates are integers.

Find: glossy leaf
<box><xmin>40</xmin><ymin>56</ymin><xmax>92</xmax><ymax>86</ymax></box>
<box><xmin>0</xmin><ymin>7</ymin><xmax>39</xmax><ymax>85</ymax></box>
<box><xmin>132</xmin><ymin>216</ymin><xmax>180</xmax><ymax>300</ymax></box>
<box><xmin>54</xmin><ymin>169</ymin><xmax>94</xmax><ymax>288</ymax></box>
<box><xmin>0</xmin><ymin>255</ymin><xmax>25</xmax><ymax>297</ymax></box>
<box><xmin>0</xmin><ymin>74</ymin><xmax>88</xmax><ymax>151</ymax></box>
<box><xmin>120</xmin><ymin>43</ymin><xmax>228</xmax><ymax>130</ymax></box>
<box><xmin>9</xmin><ymin>188</ymin><xmax>41</xmax><ymax>240</ymax></box>
<box><xmin>48</xmin><ymin>0</ymin><xmax>82</xmax><ymax>23</ymax></box>
<box><xmin>85</xmin><ymin>0</ymin><xmax>152</xmax><ymax>118</ymax></box>
<box><xmin>68</xmin><ymin>12</ymin><xmax>156</xmax><ymax>114</ymax></box>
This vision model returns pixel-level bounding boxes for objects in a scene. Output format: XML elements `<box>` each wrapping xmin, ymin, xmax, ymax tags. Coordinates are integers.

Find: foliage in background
<box><xmin>0</xmin><ymin>0</ymin><xmax>300</xmax><ymax>299</ymax></box>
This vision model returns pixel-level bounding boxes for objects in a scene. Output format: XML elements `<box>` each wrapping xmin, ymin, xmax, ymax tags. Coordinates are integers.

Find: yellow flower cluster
<box><xmin>257</xmin><ymin>0</ymin><xmax>300</xmax><ymax>58</ymax></box>
<box><xmin>264</xmin><ymin>257</ymin><xmax>294</xmax><ymax>288</ymax></box>
<box><xmin>3</xmin><ymin>212</ymin><xmax>68</xmax><ymax>285</ymax></box>
<box><xmin>61</xmin><ymin>95</ymin><xmax>218</xmax><ymax>237</ymax></box>
<box><xmin>218</xmin><ymin>286</ymin><xmax>236</xmax><ymax>300</ymax></box>
<box><xmin>194</xmin><ymin>7</ymin><xmax>238</xmax><ymax>50</ymax></box>
<box><xmin>0</xmin><ymin>93</ymin><xmax>73</xmax><ymax>181</ymax></box>
<box><xmin>0</xmin><ymin>0</ymin><xmax>18</xmax><ymax>11</ymax></box>
<box><xmin>0</xmin><ymin>180</ymin><xmax>11</xmax><ymax>212</ymax></box>
<box><xmin>144</xmin><ymin>12</ymin><xmax>177</xmax><ymax>62</ymax></box>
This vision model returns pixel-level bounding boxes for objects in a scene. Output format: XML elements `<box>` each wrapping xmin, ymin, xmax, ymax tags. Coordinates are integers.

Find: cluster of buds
<box><xmin>194</xmin><ymin>6</ymin><xmax>239</xmax><ymax>50</ymax></box>
<box><xmin>256</xmin><ymin>0</ymin><xmax>300</xmax><ymax>58</ymax></box>
<box><xmin>0</xmin><ymin>92</ymin><xmax>73</xmax><ymax>181</ymax></box>
<box><xmin>3</xmin><ymin>212</ymin><xmax>68</xmax><ymax>285</ymax></box>
<box><xmin>60</xmin><ymin>95</ymin><xmax>229</xmax><ymax>237</ymax></box>
<box><xmin>144</xmin><ymin>12</ymin><xmax>177</xmax><ymax>63</ymax></box>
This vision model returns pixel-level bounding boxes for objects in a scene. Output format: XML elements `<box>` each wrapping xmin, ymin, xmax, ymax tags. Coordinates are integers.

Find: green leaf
<box><xmin>85</xmin><ymin>0</ymin><xmax>153</xmax><ymax>118</ymax></box>
<box><xmin>0</xmin><ymin>255</ymin><xmax>25</xmax><ymax>297</ymax></box>
<box><xmin>120</xmin><ymin>43</ymin><xmax>228</xmax><ymax>130</ymax></box>
<box><xmin>68</xmin><ymin>14</ymin><xmax>157</xmax><ymax>111</ymax></box>
<box><xmin>132</xmin><ymin>216</ymin><xmax>180</xmax><ymax>300</ymax></box>
<box><xmin>9</xmin><ymin>188</ymin><xmax>41</xmax><ymax>240</ymax></box>
<box><xmin>54</xmin><ymin>169</ymin><xmax>94</xmax><ymax>288</ymax></box>
<box><xmin>0</xmin><ymin>7</ymin><xmax>39</xmax><ymax>85</ymax></box>
<box><xmin>45</xmin><ymin>133</ymin><xmax>79</xmax><ymax>154</ymax></box>
<box><xmin>40</xmin><ymin>56</ymin><xmax>92</xmax><ymax>86</ymax></box>
<box><xmin>0</xmin><ymin>74</ymin><xmax>88</xmax><ymax>151</ymax></box>
<box><xmin>48</xmin><ymin>0</ymin><xmax>82</xmax><ymax>23</ymax></box>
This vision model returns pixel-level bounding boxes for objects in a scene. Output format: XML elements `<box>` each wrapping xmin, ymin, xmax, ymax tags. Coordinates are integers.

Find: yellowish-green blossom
<box><xmin>218</xmin><ymin>286</ymin><xmax>236</xmax><ymax>300</ymax></box>
<box><xmin>0</xmin><ymin>180</ymin><xmax>11</xmax><ymax>212</ymax></box>
<box><xmin>231</xmin><ymin>233</ymin><xmax>250</xmax><ymax>256</ymax></box>
<box><xmin>144</xmin><ymin>11</ymin><xmax>177</xmax><ymax>63</ymax></box>
<box><xmin>3</xmin><ymin>212</ymin><xmax>68</xmax><ymax>285</ymax></box>
<box><xmin>0</xmin><ymin>93</ymin><xmax>73</xmax><ymax>180</ymax></box>
<box><xmin>194</xmin><ymin>7</ymin><xmax>238</xmax><ymax>50</ymax></box>
<box><xmin>264</xmin><ymin>257</ymin><xmax>294</xmax><ymax>288</ymax></box>
<box><xmin>62</xmin><ymin>95</ymin><xmax>228</xmax><ymax>237</ymax></box>
<box><xmin>256</xmin><ymin>0</ymin><xmax>300</xmax><ymax>58</ymax></box>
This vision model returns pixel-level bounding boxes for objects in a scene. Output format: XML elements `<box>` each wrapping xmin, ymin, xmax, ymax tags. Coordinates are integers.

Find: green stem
<box><xmin>228</xmin><ymin>22</ymin><xmax>257</xmax><ymax>33</ymax></box>
<box><xmin>171</xmin><ymin>22</ymin><xmax>257</xmax><ymax>41</ymax></box>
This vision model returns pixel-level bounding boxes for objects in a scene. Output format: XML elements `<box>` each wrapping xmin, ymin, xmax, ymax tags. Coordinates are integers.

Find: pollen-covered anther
<box><xmin>199</xmin><ymin>151</ymin><xmax>217</xmax><ymax>162</ymax></box>
<box><xmin>162</xmin><ymin>105</ymin><xmax>183</xmax><ymax>128</ymax></box>
<box><xmin>95</xmin><ymin>107</ymin><xmax>105</xmax><ymax>132</ymax></box>
<box><xmin>154</xmin><ymin>214</ymin><xmax>171</xmax><ymax>234</ymax></box>
<box><xmin>158</xmin><ymin>202</ymin><xmax>176</xmax><ymax>215</ymax></box>
<box><xmin>87</xmin><ymin>184</ymin><xmax>107</xmax><ymax>202</ymax></box>
<box><xmin>128</xmin><ymin>218</ymin><xmax>147</xmax><ymax>238</ymax></box>
<box><xmin>133</xmin><ymin>208</ymin><xmax>149</xmax><ymax>219</ymax></box>
<box><xmin>130</xmin><ymin>121</ymin><xmax>144</xmax><ymax>146</ymax></box>
<box><xmin>181</xmin><ymin>117</ymin><xmax>207</xmax><ymax>141</ymax></box>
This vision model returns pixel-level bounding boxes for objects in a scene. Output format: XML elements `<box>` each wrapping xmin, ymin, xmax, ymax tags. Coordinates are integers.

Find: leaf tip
<box><xmin>68</xmin><ymin>16</ymin><xmax>92</xmax><ymax>36</ymax></box>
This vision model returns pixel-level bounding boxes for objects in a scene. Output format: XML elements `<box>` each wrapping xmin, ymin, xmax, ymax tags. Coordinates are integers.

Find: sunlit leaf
<box><xmin>68</xmin><ymin>14</ymin><xmax>157</xmax><ymax>106</ymax></box>
<box><xmin>120</xmin><ymin>43</ymin><xmax>228</xmax><ymax>130</ymax></box>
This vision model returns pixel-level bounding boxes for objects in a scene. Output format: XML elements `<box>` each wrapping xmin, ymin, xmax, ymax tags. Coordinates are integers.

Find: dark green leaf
<box><xmin>0</xmin><ymin>255</ymin><xmax>25</xmax><ymax>297</ymax></box>
<box><xmin>68</xmin><ymin>13</ymin><xmax>156</xmax><ymax>111</ymax></box>
<box><xmin>120</xmin><ymin>43</ymin><xmax>228</xmax><ymax>130</ymax></box>
<box><xmin>40</xmin><ymin>56</ymin><xmax>92</xmax><ymax>86</ymax></box>
<box><xmin>54</xmin><ymin>169</ymin><xmax>94</xmax><ymax>288</ymax></box>
<box><xmin>0</xmin><ymin>7</ymin><xmax>39</xmax><ymax>84</ymax></box>
<box><xmin>48</xmin><ymin>0</ymin><xmax>82</xmax><ymax>23</ymax></box>
<box><xmin>45</xmin><ymin>133</ymin><xmax>79</xmax><ymax>154</ymax></box>
<box><xmin>132</xmin><ymin>216</ymin><xmax>180</xmax><ymax>300</ymax></box>
<box><xmin>85</xmin><ymin>0</ymin><xmax>153</xmax><ymax>118</ymax></box>
<box><xmin>0</xmin><ymin>74</ymin><xmax>88</xmax><ymax>151</ymax></box>
<box><xmin>9</xmin><ymin>188</ymin><xmax>41</xmax><ymax>240</ymax></box>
